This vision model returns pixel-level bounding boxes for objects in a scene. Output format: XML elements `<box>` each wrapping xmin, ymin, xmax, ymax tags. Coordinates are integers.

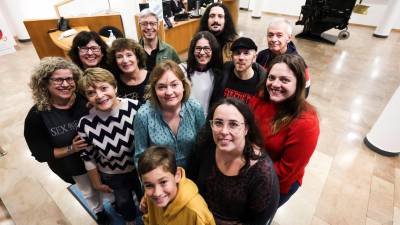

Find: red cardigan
<box><xmin>249</xmin><ymin>97</ymin><xmax>320</xmax><ymax>194</ymax></box>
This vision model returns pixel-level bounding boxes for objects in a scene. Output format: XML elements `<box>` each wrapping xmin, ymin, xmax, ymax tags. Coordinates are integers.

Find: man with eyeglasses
<box><xmin>138</xmin><ymin>9</ymin><xmax>180</xmax><ymax>72</ymax></box>
<box><xmin>211</xmin><ymin>37</ymin><xmax>266</xmax><ymax>104</ymax></box>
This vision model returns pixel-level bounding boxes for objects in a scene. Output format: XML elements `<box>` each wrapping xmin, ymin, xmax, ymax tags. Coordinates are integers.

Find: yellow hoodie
<box><xmin>143</xmin><ymin>168</ymin><xmax>215</xmax><ymax>225</ymax></box>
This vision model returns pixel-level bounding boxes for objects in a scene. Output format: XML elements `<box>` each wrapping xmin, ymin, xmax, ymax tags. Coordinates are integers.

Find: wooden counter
<box><xmin>48</xmin><ymin>26</ymin><xmax>90</xmax><ymax>57</ymax></box>
<box><xmin>24</xmin><ymin>14</ymin><xmax>124</xmax><ymax>59</ymax></box>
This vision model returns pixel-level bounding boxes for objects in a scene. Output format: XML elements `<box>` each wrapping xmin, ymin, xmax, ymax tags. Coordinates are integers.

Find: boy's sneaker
<box><xmin>95</xmin><ymin>210</ymin><xmax>110</xmax><ymax>225</ymax></box>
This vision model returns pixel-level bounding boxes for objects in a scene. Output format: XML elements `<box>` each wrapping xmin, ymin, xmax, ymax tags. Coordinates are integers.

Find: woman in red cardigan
<box><xmin>249</xmin><ymin>54</ymin><xmax>320</xmax><ymax>206</ymax></box>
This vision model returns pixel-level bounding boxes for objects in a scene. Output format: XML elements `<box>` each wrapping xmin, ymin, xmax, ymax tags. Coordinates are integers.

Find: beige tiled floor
<box><xmin>1</xmin><ymin>10</ymin><xmax>400</xmax><ymax>225</ymax></box>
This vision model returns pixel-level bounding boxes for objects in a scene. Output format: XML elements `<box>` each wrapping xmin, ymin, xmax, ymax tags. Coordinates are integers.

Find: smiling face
<box><xmin>155</xmin><ymin>70</ymin><xmax>184</xmax><ymax>110</ymax></box>
<box><xmin>207</xmin><ymin>6</ymin><xmax>225</xmax><ymax>35</ymax></box>
<box><xmin>211</xmin><ymin>104</ymin><xmax>248</xmax><ymax>153</ymax></box>
<box><xmin>139</xmin><ymin>15</ymin><xmax>158</xmax><ymax>41</ymax></box>
<box><xmin>115</xmin><ymin>49</ymin><xmax>139</xmax><ymax>75</ymax></box>
<box><xmin>267</xmin><ymin>62</ymin><xmax>297</xmax><ymax>103</ymax></box>
<box><xmin>141</xmin><ymin>166</ymin><xmax>180</xmax><ymax>209</ymax></box>
<box><xmin>267</xmin><ymin>23</ymin><xmax>291</xmax><ymax>55</ymax></box>
<box><xmin>78</xmin><ymin>40</ymin><xmax>104</xmax><ymax>69</ymax></box>
<box><xmin>232</xmin><ymin>48</ymin><xmax>256</xmax><ymax>73</ymax></box>
<box><xmin>194</xmin><ymin>38</ymin><xmax>212</xmax><ymax>69</ymax></box>
<box><xmin>48</xmin><ymin>69</ymin><xmax>76</xmax><ymax>104</ymax></box>
<box><xmin>85</xmin><ymin>82</ymin><xmax>118</xmax><ymax>112</ymax></box>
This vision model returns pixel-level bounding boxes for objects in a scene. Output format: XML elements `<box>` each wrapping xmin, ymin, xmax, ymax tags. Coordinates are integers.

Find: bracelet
<box><xmin>67</xmin><ymin>145</ymin><xmax>73</xmax><ymax>153</ymax></box>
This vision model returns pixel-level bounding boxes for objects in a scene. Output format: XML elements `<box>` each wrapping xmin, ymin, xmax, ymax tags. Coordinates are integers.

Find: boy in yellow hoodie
<box><xmin>138</xmin><ymin>146</ymin><xmax>215</xmax><ymax>225</ymax></box>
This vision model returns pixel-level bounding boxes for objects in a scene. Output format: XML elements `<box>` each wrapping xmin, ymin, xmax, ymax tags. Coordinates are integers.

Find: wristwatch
<box><xmin>67</xmin><ymin>145</ymin><xmax>73</xmax><ymax>153</ymax></box>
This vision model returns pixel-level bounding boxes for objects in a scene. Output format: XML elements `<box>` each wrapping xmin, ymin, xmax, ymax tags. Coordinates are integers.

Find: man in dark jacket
<box><xmin>256</xmin><ymin>17</ymin><xmax>311</xmax><ymax>97</ymax></box>
<box><xmin>210</xmin><ymin>37</ymin><xmax>266</xmax><ymax>105</ymax></box>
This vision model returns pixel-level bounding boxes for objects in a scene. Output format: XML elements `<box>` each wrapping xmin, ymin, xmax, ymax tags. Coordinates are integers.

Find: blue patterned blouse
<box><xmin>134</xmin><ymin>98</ymin><xmax>205</xmax><ymax>169</ymax></box>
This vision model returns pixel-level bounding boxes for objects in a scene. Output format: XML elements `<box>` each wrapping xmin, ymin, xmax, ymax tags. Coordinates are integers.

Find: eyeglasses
<box><xmin>139</xmin><ymin>21</ymin><xmax>158</xmax><ymax>27</ymax></box>
<box><xmin>209</xmin><ymin>119</ymin><xmax>245</xmax><ymax>133</ymax></box>
<box><xmin>49</xmin><ymin>77</ymin><xmax>75</xmax><ymax>85</ymax></box>
<box><xmin>78</xmin><ymin>46</ymin><xmax>101</xmax><ymax>54</ymax></box>
<box><xmin>194</xmin><ymin>46</ymin><xmax>212</xmax><ymax>54</ymax></box>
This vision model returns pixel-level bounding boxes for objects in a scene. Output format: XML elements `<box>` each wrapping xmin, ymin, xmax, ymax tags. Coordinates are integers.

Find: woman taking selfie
<box><xmin>189</xmin><ymin>98</ymin><xmax>279</xmax><ymax>225</ymax></box>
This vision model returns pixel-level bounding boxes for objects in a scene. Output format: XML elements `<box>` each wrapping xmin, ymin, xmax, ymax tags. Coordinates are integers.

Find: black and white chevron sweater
<box><xmin>77</xmin><ymin>98</ymin><xmax>140</xmax><ymax>174</ymax></box>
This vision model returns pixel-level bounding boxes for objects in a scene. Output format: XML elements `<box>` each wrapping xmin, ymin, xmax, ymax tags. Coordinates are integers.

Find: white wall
<box><xmin>247</xmin><ymin>0</ymin><xmax>400</xmax><ymax>29</ymax></box>
<box><xmin>1</xmin><ymin>0</ymin><xmax>140</xmax><ymax>40</ymax></box>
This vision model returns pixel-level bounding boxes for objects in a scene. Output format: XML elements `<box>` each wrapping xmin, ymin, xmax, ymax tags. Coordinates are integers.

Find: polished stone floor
<box><xmin>0</xmin><ymin>10</ymin><xmax>400</xmax><ymax>225</ymax></box>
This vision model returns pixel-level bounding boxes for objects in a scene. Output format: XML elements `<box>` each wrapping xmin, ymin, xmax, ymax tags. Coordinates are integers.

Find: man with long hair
<box><xmin>199</xmin><ymin>3</ymin><xmax>237</xmax><ymax>62</ymax></box>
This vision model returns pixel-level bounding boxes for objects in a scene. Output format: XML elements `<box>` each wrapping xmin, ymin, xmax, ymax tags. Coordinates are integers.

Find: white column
<box><xmin>373</xmin><ymin>0</ymin><xmax>400</xmax><ymax>38</ymax></box>
<box><xmin>365</xmin><ymin>86</ymin><xmax>400</xmax><ymax>156</ymax></box>
<box><xmin>1</xmin><ymin>0</ymin><xmax>30</xmax><ymax>40</ymax></box>
<box><xmin>251</xmin><ymin>0</ymin><xmax>262</xmax><ymax>19</ymax></box>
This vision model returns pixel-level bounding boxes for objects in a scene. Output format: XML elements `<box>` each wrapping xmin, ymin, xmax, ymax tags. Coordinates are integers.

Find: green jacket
<box><xmin>139</xmin><ymin>37</ymin><xmax>181</xmax><ymax>65</ymax></box>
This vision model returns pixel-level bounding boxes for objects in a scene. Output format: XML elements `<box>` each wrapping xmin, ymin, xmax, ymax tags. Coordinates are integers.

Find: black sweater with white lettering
<box><xmin>24</xmin><ymin>95</ymin><xmax>89</xmax><ymax>183</ymax></box>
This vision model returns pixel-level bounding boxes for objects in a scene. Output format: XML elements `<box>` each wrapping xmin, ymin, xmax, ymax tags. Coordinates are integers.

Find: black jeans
<box><xmin>101</xmin><ymin>170</ymin><xmax>143</xmax><ymax>221</ymax></box>
<box><xmin>278</xmin><ymin>181</ymin><xmax>300</xmax><ymax>207</ymax></box>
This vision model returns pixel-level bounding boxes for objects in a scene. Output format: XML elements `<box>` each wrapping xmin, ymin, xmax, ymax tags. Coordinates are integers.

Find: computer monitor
<box><xmin>187</xmin><ymin>0</ymin><xmax>213</xmax><ymax>10</ymax></box>
<box><xmin>139</xmin><ymin>3</ymin><xmax>149</xmax><ymax>11</ymax></box>
<box><xmin>162</xmin><ymin>0</ymin><xmax>173</xmax><ymax>17</ymax></box>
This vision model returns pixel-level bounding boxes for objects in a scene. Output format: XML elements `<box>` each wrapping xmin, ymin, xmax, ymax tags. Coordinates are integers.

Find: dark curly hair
<box><xmin>68</xmin><ymin>31</ymin><xmax>108</xmax><ymax>70</ymax></box>
<box><xmin>196</xmin><ymin>98</ymin><xmax>264</xmax><ymax>174</ymax></box>
<box><xmin>199</xmin><ymin>3</ymin><xmax>237</xmax><ymax>47</ymax></box>
<box><xmin>107</xmin><ymin>38</ymin><xmax>147</xmax><ymax>75</ymax></box>
<box><xmin>186</xmin><ymin>31</ymin><xmax>222</xmax><ymax>76</ymax></box>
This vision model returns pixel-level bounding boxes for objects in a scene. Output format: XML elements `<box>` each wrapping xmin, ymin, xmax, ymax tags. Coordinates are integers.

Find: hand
<box><xmin>95</xmin><ymin>184</ymin><xmax>113</xmax><ymax>193</ymax></box>
<box><xmin>71</xmin><ymin>135</ymin><xmax>88</xmax><ymax>153</ymax></box>
<box><xmin>139</xmin><ymin>196</ymin><xmax>148</xmax><ymax>213</ymax></box>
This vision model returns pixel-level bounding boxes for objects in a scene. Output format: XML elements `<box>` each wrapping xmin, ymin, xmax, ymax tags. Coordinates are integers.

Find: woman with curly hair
<box><xmin>68</xmin><ymin>31</ymin><xmax>109</xmax><ymax>70</ymax></box>
<box><xmin>188</xmin><ymin>98</ymin><xmax>279</xmax><ymax>225</ymax></box>
<box><xmin>23</xmin><ymin>57</ymin><xmax>108</xmax><ymax>224</ymax></box>
<box><xmin>108</xmin><ymin>38</ymin><xmax>149</xmax><ymax>106</ymax></box>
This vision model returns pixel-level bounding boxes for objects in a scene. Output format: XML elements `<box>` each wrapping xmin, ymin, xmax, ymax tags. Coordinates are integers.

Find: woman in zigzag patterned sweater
<box><xmin>77</xmin><ymin>68</ymin><xmax>143</xmax><ymax>225</ymax></box>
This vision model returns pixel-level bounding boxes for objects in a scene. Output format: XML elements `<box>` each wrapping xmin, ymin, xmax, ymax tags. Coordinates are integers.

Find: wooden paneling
<box><xmin>224</xmin><ymin>0</ymin><xmax>239</xmax><ymax>26</ymax></box>
<box><xmin>24</xmin><ymin>14</ymin><xmax>124</xmax><ymax>59</ymax></box>
<box><xmin>164</xmin><ymin>19</ymin><xmax>200</xmax><ymax>53</ymax></box>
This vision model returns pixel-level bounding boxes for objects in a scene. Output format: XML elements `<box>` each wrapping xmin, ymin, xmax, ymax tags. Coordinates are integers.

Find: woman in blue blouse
<box><xmin>134</xmin><ymin>60</ymin><xmax>205</xmax><ymax>169</ymax></box>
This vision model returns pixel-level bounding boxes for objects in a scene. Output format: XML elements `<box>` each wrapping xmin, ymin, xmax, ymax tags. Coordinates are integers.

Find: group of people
<box><xmin>24</xmin><ymin>3</ymin><xmax>319</xmax><ymax>225</ymax></box>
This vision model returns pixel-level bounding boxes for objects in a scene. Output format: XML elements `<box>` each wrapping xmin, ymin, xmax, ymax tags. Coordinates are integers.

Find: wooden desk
<box><xmin>49</xmin><ymin>26</ymin><xmax>108</xmax><ymax>57</ymax></box>
<box><xmin>24</xmin><ymin>14</ymin><xmax>124</xmax><ymax>59</ymax></box>
<box><xmin>48</xmin><ymin>26</ymin><xmax>90</xmax><ymax>57</ymax></box>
